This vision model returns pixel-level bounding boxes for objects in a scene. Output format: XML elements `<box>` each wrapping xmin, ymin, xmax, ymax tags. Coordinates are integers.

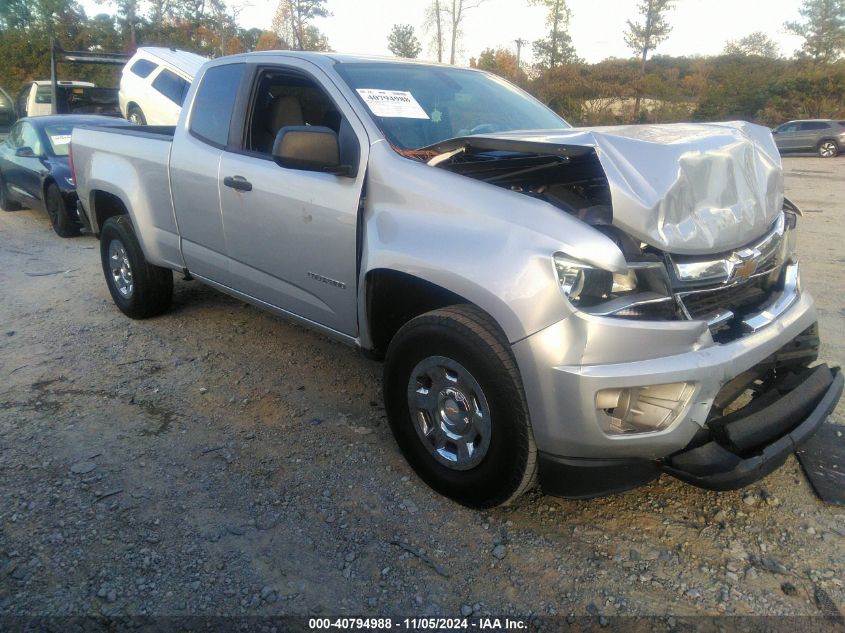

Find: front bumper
<box><xmin>537</xmin><ymin>364</ymin><xmax>842</xmax><ymax>498</ymax></box>
<box><xmin>512</xmin><ymin>277</ymin><xmax>842</xmax><ymax>497</ymax></box>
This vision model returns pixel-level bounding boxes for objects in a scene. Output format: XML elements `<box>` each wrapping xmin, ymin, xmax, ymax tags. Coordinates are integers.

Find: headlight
<box><xmin>554</xmin><ymin>254</ymin><xmax>675</xmax><ymax>318</ymax></box>
<box><xmin>554</xmin><ymin>255</ymin><xmax>657</xmax><ymax>305</ymax></box>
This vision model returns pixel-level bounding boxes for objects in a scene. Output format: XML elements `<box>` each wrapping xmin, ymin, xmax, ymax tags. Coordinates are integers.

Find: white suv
<box><xmin>119</xmin><ymin>48</ymin><xmax>206</xmax><ymax>126</ymax></box>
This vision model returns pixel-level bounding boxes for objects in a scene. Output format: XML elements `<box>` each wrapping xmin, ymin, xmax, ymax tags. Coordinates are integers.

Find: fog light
<box><xmin>596</xmin><ymin>382</ymin><xmax>695</xmax><ymax>435</ymax></box>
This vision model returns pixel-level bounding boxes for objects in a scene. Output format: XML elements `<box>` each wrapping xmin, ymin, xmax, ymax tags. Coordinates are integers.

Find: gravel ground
<box><xmin>0</xmin><ymin>156</ymin><xmax>843</xmax><ymax>621</ymax></box>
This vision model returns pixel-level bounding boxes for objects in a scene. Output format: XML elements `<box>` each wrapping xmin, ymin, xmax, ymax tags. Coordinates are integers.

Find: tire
<box><xmin>100</xmin><ymin>215</ymin><xmax>173</xmax><ymax>319</ymax></box>
<box><xmin>383</xmin><ymin>305</ymin><xmax>538</xmax><ymax>508</ymax></box>
<box><xmin>45</xmin><ymin>183</ymin><xmax>80</xmax><ymax>237</ymax></box>
<box><xmin>127</xmin><ymin>106</ymin><xmax>146</xmax><ymax>125</ymax></box>
<box><xmin>0</xmin><ymin>172</ymin><xmax>22</xmax><ymax>211</ymax></box>
<box><xmin>818</xmin><ymin>140</ymin><xmax>839</xmax><ymax>158</ymax></box>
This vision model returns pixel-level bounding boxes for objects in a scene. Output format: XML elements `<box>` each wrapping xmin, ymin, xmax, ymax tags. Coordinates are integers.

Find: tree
<box><xmin>147</xmin><ymin>0</ymin><xmax>172</xmax><ymax>31</ymax></box>
<box><xmin>723</xmin><ymin>32</ymin><xmax>780</xmax><ymax>58</ymax></box>
<box><xmin>473</xmin><ymin>47</ymin><xmax>519</xmax><ymax>81</ymax></box>
<box><xmin>255</xmin><ymin>30</ymin><xmax>284</xmax><ymax>50</ymax></box>
<box><xmin>625</xmin><ymin>0</ymin><xmax>674</xmax><ymax>121</ymax></box>
<box><xmin>444</xmin><ymin>0</ymin><xmax>486</xmax><ymax>65</ymax></box>
<box><xmin>272</xmin><ymin>0</ymin><xmax>330</xmax><ymax>51</ymax></box>
<box><xmin>0</xmin><ymin>0</ymin><xmax>33</xmax><ymax>30</ymax></box>
<box><xmin>424</xmin><ymin>0</ymin><xmax>445</xmax><ymax>62</ymax></box>
<box><xmin>786</xmin><ymin>0</ymin><xmax>845</xmax><ymax>63</ymax></box>
<box><xmin>531</xmin><ymin>0</ymin><xmax>579</xmax><ymax>70</ymax></box>
<box><xmin>625</xmin><ymin>0</ymin><xmax>674</xmax><ymax>71</ymax></box>
<box><xmin>387</xmin><ymin>23</ymin><xmax>422</xmax><ymax>58</ymax></box>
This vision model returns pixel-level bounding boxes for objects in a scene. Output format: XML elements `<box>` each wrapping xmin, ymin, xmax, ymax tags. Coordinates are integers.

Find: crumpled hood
<box><xmin>439</xmin><ymin>121</ymin><xmax>784</xmax><ymax>255</ymax></box>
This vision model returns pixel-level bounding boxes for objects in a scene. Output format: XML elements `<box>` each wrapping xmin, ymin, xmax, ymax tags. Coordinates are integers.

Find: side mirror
<box><xmin>272</xmin><ymin>126</ymin><xmax>352</xmax><ymax>177</ymax></box>
<box><xmin>15</xmin><ymin>146</ymin><xmax>35</xmax><ymax>157</ymax></box>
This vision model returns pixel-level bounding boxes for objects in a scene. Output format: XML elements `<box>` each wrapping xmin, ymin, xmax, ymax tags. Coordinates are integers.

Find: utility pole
<box><xmin>514</xmin><ymin>38</ymin><xmax>526</xmax><ymax>68</ymax></box>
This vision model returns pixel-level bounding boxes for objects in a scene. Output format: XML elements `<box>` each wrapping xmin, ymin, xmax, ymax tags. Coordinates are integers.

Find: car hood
<box><xmin>428</xmin><ymin>121</ymin><xmax>783</xmax><ymax>255</ymax></box>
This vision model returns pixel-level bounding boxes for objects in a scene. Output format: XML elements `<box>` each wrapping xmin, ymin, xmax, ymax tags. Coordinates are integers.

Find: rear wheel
<box><xmin>0</xmin><ymin>172</ymin><xmax>22</xmax><ymax>211</ymax></box>
<box><xmin>383</xmin><ymin>305</ymin><xmax>537</xmax><ymax>508</ymax></box>
<box><xmin>100</xmin><ymin>215</ymin><xmax>173</xmax><ymax>318</ymax></box>
<box><xmin>818</xmin><ymin>140</ymin><xmax>838</xmax><ymax>158</ymax></box>
<box><xmin>127</xmin><ymin>106</ymin><xmax>146</xmax><ymax>125</ymax></box>
<box><xmin>46</xmin><ymin>183</ymin><xmax>80</xmax><ymax>237</ymax></box>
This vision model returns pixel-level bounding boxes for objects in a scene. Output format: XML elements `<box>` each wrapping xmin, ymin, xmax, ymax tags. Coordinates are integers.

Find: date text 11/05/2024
<box><xmin>308</xmin><ymin>618</ymin><xmax>528</xmax><ymax>630</ymax></box>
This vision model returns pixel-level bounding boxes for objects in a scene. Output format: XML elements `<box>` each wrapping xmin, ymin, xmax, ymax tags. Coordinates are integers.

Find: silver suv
<box><xmin>773</xmin><ymin>119</ymin><xmax>845</xmax><ymax>157</ymax></box>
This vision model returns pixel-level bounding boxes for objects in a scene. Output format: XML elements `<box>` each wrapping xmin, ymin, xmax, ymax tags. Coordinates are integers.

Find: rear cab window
<box><xmin>152</xmin><ymin>69</ymin><xmax>190</xmax><ymax>106</ymax></box>
<box><xmin>189</xmin><ymin>64</ymin><xmax>245</xmax><ymax>148</ymax></box>
<box><xmin>130</xmin><ymin>59</ymin><xmax>158</xmax><ymax>78</ymax></box>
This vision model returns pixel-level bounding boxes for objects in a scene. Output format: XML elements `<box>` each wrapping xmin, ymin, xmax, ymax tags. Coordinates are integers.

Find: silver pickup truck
<box><xmin>71</xmin><ymin>51</ymin><xmax>842</xmax><ymax>508</ymax></box>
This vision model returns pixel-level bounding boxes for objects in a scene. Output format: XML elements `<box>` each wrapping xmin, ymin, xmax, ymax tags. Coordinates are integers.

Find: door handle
<box><xmin>223</xmin><ymin>175</ymin><xmax>252</xmax><ymax>192</ymax></box>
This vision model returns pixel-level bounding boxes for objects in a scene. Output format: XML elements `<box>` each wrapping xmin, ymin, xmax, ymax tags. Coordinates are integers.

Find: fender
<box><xmin>357</xmin><ymin>141</ymin><xmax>627</xmax><ymax>346</ymax></box>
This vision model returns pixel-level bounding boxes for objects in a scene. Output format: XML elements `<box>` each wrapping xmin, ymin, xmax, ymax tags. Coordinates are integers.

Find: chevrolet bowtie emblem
<box><xmin>729</xmin><ymin>247</ymin><xmax>761</xmax><ymax>281</ymax></box>
<box><xmin>733</xmin><ymin>258</ymin><xmax>758</xmax><ymax>280</ymax></box>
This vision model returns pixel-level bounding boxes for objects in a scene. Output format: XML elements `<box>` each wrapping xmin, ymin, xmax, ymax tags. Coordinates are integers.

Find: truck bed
<box><xmin>72</xmin><ymin>124</ymin><xmax>182</xmax><ymax>270</ymax></box>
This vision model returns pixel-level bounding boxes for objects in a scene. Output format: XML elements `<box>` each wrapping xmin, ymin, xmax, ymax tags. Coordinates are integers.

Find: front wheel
<box><xmin>46</xmin><ymin>183</ymin><xmax>80</xmax><ymax>237</ymax></box>
<box><xmin>100</xmin><ymin>215</ymin><xmax>173</xmax><ymax>319</ymax></box>
<box><xmin>818</xmin><ymin>140</ymin><xmax>839</xmax><ymax>158</ymax></box>
<box><xmin>383</xmin><ymin>305</ymin><xmax>537</xmax><ymax>508</ymax></box>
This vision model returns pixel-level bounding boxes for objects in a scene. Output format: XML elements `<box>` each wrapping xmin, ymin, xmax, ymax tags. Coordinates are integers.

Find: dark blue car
<box><xmin>0</xmin><ymin>114</ymin><xmax>131</xmax><ymax>236</ymax></box>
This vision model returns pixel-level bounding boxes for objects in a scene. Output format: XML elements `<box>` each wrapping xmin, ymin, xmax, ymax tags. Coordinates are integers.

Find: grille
<box><xmin>678</xmin><ymin>274</ymin><xmax>771</xmax><ymax>320</ymax></box>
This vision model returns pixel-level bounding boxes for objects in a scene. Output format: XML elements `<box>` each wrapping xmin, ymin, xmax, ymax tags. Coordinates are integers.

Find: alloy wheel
<box><xmin>819</xmin><ymin>141</ymin><xmax>837</xmax><ymax>158</ymax></box>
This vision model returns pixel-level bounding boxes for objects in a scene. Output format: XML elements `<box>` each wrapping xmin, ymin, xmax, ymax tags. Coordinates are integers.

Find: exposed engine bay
<box><xmin>433</xmin><ymin>146</ymin><xmax>616</xmax><ymax>235</ymax></box>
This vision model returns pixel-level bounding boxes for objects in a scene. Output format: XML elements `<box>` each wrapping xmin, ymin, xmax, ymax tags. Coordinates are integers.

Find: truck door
<box><xmin>217</xmin><ymin>60</ymin><xmax>369</xmax><ymax>337</ymax></box>
<box><xmin>170</xmin><ymin>62</ymin><xmax>247</xmax><ymax>286</ymax></box>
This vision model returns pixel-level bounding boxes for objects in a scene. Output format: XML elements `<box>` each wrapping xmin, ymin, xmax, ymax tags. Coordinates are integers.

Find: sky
<box><xmin>81</xmin><ymin>0</ymin><xmax>808</xmax><ymax>65</ymax></box>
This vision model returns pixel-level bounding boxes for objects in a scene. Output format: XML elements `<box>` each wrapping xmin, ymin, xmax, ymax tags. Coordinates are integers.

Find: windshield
<box><xmin>44</xmin><ymin>125</ymin><xmax>73</xmax><ymax>156</ymax></box>
<box><xmin>335</xmin><ymin>63</ymin><xmax>569</xmax><ymax>151</ymax></box>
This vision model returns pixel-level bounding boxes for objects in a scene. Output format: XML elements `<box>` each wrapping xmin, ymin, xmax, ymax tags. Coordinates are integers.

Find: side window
<box><xmin>35</xmin><ymin>85</ymin><xmax>52</xmax><ymax>104</ymax></box>
<box><xmin>20</xmin><ymin>123</ymin><xmax>43</xmax><ymax>155</ymax></box>
<box><xmin>152</xmin><ymin>69</ymin><xmax>190</xmax><ymax>106</ymax></box>
<box><xmin>800</xmin><ymin>121</ymin><xmax>829</xmax><ymax>131</ymax></box>
<box><xmin>130</xmin><ymin>59</ymin><xmax>158</xmax><ymax>78</ymax></box>
<box><xmin>7</xmin><ymin>122</ymin><xmax>22</xmax><ymax>147</ymax></box>
<box><xmin>780</xmin><ymin>123</ymin><xmax>798</xmax><ymax>133</ymax></box>
<box><xmin>189</xmin><ymin>64</ymin><xmax>245</xmax><ymax>147</ymax></box>
<box><xmin>244</xmin><ymin>68</ymin><xmax>344</xmax><ymax>155</ymax></box>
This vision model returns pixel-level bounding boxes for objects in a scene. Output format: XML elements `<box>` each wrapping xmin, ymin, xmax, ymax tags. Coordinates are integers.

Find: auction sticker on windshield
<box><xmin>356</xmin><ymin>89</ymin><xmax>429</xmax><ymax>119</ymax></box>
<box><xmin>50</xmin><ymin>134</ymin><xmax>71</xmax><ymax>145</ymax></box>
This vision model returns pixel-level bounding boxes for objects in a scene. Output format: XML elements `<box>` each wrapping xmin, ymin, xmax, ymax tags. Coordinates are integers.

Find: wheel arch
<box><xmin>360</xmin><ymin>268</ymin><xmax>520</xmax><ymax>359</ymax></box>
<box><xmin>90</xmin><ymin>189</ymin><xmax>130</xmax><ymax>237</ymax></box>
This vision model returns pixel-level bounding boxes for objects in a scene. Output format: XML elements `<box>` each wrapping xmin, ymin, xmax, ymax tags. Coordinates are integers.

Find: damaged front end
<box><xmin>665</xmin><ymin>330</ymin><xmax>843</xmax><ymax>491</ymax></box>
<box><xmin>427</xmin><ymin>123</ymin><xmax>843</xmax><ymax>496</ymax></box>
<box><xmin>427</xmin><ymin>124</ymin><xmax>801</xmax><ymax>345</ymax></box>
